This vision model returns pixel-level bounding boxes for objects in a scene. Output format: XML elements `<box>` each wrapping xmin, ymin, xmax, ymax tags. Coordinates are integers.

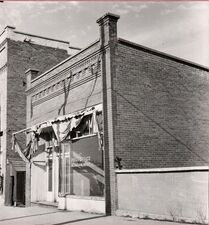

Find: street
<box><xmin>0</xmin><ymin>205</ymin><xmax>200</xmax><ymax>225</ymax></box>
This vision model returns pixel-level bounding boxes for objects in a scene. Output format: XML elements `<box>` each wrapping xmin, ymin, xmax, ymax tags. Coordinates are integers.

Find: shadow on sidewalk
<box><xmin>52</xmin><ymin>215</ymin><xmax>107</xmax><ymax>225</ymax></box>
<box><xmin>0</xmin><ymin>211</ymin><xmax>59</xmax><ymax>222</ymax></box>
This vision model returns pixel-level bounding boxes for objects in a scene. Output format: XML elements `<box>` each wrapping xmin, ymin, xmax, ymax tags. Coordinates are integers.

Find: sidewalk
<box><xmin>0</xmin><ymin>205</ymin><xmax>200</xmax><ymax>225</ymax></box>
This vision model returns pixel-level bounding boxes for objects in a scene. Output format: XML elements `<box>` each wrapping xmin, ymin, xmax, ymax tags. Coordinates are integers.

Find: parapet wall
<box><xmin>0</xmin><ymin>26</ymin><xmax>70</xmax><ymax>52</ymax></box>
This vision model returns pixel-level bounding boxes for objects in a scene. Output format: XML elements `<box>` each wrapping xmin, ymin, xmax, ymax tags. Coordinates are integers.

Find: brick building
<box><xmin>0</xmin><ymin>26</ymin><xmax>81</xmax><ymax>206</ymax></box>
<box><xmin>13</xmin><ymin>13</ymin><xmax>208</xmax><ymax>224</ymax></box>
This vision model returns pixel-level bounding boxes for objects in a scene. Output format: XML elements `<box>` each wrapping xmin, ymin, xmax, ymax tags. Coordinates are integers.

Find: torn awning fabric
<box><xmin>12</xmin><ymin>104</ymin><xmax>103</xmax><ymax>162</ymax></box>
<box><xmin>12</xmin><ymin>131</ymin><xmax>38</xmax><ymax>163</ymax></box>
<box><xmin>51</xmin><ymin>115</ymin><xmax>84</xmax><ymax>142</ymax></box>
<box><xmin>51</xmin><ymin>104</ymin><xmax>102</xmax><ymax>142</ymax></box>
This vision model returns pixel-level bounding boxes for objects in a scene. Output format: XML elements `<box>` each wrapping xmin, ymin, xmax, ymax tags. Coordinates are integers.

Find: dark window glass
<box><xmin>48</xmin><ymin>159</ymin><xmax>53</xmax><ymax>192</ymax></box>
<box><xmin>71</xmin><ymin>115</ymin><xmax>93</xmax><ymax>138</ymax></box>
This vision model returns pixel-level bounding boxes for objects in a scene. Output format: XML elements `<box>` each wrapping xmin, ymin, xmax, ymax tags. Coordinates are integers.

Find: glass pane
<box><xmin>48</xmin><ymin>159</ymin><xmax>53</xmax><ymax>192</ymax></box>
<box><xmin>70</xmin><ymin>135</ymin><xmax>104</xmax><ymax>197</ymax></box>
<box><xmin>65</xmin><ymin>157</ymin><xmax>70</xmax><ymax>193</ymax></box>
<box><xmin>58</xmin><ymin>157</ymin><xmax>62</xmax><ymax>193</ymax></box>
<box><xmin>59</xmin><ymin>135</ymin><xmax>104</xmax><ymax>197</ymax></box>
<box><xmin>96</xmin><ymin>112</ymin><xmax>103</xmax><ymax>133</ymax></box>
<box><xmin>71</xmin><ymin>115</ymin><xmax>92</xmax><ymax>138</ymax></box>
<box><xmin>59</xmin><ymin>146</ymin><xmax>65</xmax><ymax>194</ymax></box>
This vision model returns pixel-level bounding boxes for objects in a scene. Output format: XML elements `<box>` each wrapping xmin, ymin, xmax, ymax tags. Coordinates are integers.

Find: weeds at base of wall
<box><xmin>116</xmin><ymin>210</ymin><xmax>208</xmax><ymax>225</ymax></box>
<box><xmin>167</xmin><ymin>206</ymin><xmax>208</xmax><ymax>225</ymax></box>
<box><xmin>195</xmin><ymin>208</ymin><xmax>207</xmax><ymax>225</ymax></box>
<box><xmin>140</xmin><ymin>216</ymin><xmax>207</xmax><ymax>225</ymax></box>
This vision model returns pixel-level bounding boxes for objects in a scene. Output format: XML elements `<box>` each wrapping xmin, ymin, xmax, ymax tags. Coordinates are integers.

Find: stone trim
<box><xmin>115</xmin><ymin>166</ymin><xmax>209</xmax><ymax>174</ymax></box>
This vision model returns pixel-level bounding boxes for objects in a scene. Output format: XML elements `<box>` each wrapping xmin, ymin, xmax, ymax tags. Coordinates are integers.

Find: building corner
<box><xmin>97</xmin><ymin>12</ymin><xmax>120</xmax><ymax>215</ymax></box>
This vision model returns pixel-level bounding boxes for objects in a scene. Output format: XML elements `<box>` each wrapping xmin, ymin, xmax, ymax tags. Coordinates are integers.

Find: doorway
<box><xmin>47</xmin><ymin>154</ymin><xmax>59</xmax><ymax>203</ymax></box>
<box><xmin>16</xmin><ymin>171</ymin><xmax>25</xmax><ymax>206</ymax></box>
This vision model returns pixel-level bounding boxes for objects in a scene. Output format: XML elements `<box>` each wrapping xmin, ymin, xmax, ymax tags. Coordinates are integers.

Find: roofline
<box><xmin>118</xmin><ymin>38</ymin><xmax>209</xmax><ymax>72</ymax></box>
<box><xmin>14</xmin><ymin>30</ymin><xmax>70</xmax><ymax>44</ymax></box>
<box><xmin>0</xmin><ymin>26</ymin><xmax>14</xmax><ymax>37</ymax></box>
<box><xmin>28</xmin><ymin>36</ymin><xmax>208</xmax><ymax>87</ymax></box>
<box><xmin>30</xmin><ymin>38</ymin><xmax>100</xmax><ymax>84</ymax></box>
<box><xmin>0</xmin><ymin>25</ymin><xmax>70</xmax><ymax>45</ymax></box>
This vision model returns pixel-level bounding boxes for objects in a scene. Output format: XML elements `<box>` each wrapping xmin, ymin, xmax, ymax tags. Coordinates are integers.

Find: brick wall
<box><xmin>26</xmin><ymin>41</ymin><xmax>102</xmax><ymax>127</ymax></box>
<box><xmin>29</xmin><ymin>75</ymin><xmax>102</xmax><ymax>126</ymax></box>
<box><xmin>2</xmin><ymin>39</ymin><xmax>68</xmax><ymax>205</ymax></box>
<box><xmin>114</xmin><ymin>40</ymin><xmax>208</xmax><ymax>169</ymax></box>
<box><xmin>25</xmin><ymin>41</ymin><xmax>103</xmax><ymax>207</ymax></box>
<box><xmin>6</xmin><ymin>39</ymin><xmax>69</xmax><ymax>159</ymax></box>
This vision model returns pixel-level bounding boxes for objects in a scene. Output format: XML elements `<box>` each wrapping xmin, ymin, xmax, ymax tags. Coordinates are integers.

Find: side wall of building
<box><xmin>114</xmin><ymin>41</ymin><xmax>208</xmax><ymax>169</ymax></box>
<box><xmin>113</xmin><ymin>40</ymin><xmax>208</xmax><ymax>223</ymax></box>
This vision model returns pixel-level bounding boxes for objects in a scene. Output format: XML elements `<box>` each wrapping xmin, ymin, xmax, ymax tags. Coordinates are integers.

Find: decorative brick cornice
<box><xmin>27</xmin><ymin>43</ymin><xmax>110</xmax><ymax>107</ymax></box>
<box><xmin>27</xmin><ymin>44</ymin><xmax>110</xmax><ymax>94</ymax></box>
<box><xmin>31</xmin><ymin>55</ymin><xmax>101</xmax><ymax>106</ymax></box>
<box><xmin>32</xmin><ymin>72</ymin><xmax>101</xmax><ymax>107</ymax></box>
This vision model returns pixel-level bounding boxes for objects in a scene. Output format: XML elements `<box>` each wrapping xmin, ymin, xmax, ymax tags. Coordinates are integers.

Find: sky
<box><xmin>0</xmin><ymin>1</ymin><xmax>208</xmax><ymax>67</ymax></box>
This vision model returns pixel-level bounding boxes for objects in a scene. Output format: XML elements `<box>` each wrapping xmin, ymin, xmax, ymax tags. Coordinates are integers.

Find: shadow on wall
<box><xmin>58</xmin><ymin>71</ymin><xmax>73</xmax><ymax>116</ymax></box>
<box><xmin>57</xmin><ymin>55</ymin><xmax>101</xmax><ymax>116</ymax></box>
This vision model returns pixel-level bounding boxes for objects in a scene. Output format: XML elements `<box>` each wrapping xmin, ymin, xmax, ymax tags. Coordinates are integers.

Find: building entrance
<box><xmin>16</xmin><ymin>171</ymin><xmax>25</xmax><ymax>206</ymax></box>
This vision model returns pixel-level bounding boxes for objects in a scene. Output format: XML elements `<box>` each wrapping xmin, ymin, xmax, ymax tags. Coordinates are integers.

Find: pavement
<box><xmin>0</xmin><ymin>205</ymin><xmax>200</xmax><ymax>225</ymax></box>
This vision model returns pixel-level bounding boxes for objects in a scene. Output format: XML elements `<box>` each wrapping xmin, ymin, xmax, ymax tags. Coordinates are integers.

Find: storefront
<box><xmin>12</xmin><ymin>104</ymin><xmax>105</xmax><ymax>213</ymax></box>
<box><xmin>10</xmin><ymin>12</ymin><xmax>209</xmax><ymax>222</ymax></box>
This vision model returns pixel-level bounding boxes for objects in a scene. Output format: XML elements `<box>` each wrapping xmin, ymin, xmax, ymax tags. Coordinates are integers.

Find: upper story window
<box><xmin>73</xmin><ymin>115</ymin><xmax>92</xmax><ymax>138</ymax></box>
<box><xmin>70</xmin><ymin>111</ymin><xmax>102</xmax><ymax>139</ymax></box>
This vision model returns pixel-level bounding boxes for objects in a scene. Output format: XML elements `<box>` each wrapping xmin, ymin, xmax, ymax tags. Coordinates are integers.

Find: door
<box><xmin>16</xmin><ymin>171</ymin><xmax>25</xmax><ymax>206</ymax></box>
<box><xmin>47</xmin><ymin>153</ymin><xmax>59</xmax><ymax>202</ymax></box>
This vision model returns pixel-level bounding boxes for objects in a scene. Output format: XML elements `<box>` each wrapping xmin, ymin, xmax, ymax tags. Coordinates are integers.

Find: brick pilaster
<box><xmin>25</xmin><ymin>163</ymin><xmax>31</xmax><ymax>207</ymax></box>
<box><xmin>97</xmin><ymin>13</ymin><xmax>120</xmax><ymax>215</ymax></box>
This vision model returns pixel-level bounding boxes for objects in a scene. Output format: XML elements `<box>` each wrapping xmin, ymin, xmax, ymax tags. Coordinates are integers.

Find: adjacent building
<box><xmin>0</xmin><ymin>25</ymin><xmax>80</xmax><ymax>206</ymax></box>
<box><xmin>13</xmin><ymin>13</ymin><xmax>208</xmax><ymax>224</ymax></box>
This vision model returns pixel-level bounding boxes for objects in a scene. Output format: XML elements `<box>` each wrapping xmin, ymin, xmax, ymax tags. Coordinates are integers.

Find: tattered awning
<box><xmin>12</xmin><ymin>104</ymin><xmax>103</xmax><ymax>162</ymax></box>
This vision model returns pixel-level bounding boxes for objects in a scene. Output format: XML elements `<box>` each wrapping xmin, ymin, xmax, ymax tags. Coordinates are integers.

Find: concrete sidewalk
<box><xmin>0</xmin><ymin>205</ymin><xmax>200</xmax><ymax>225</ymax></box>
